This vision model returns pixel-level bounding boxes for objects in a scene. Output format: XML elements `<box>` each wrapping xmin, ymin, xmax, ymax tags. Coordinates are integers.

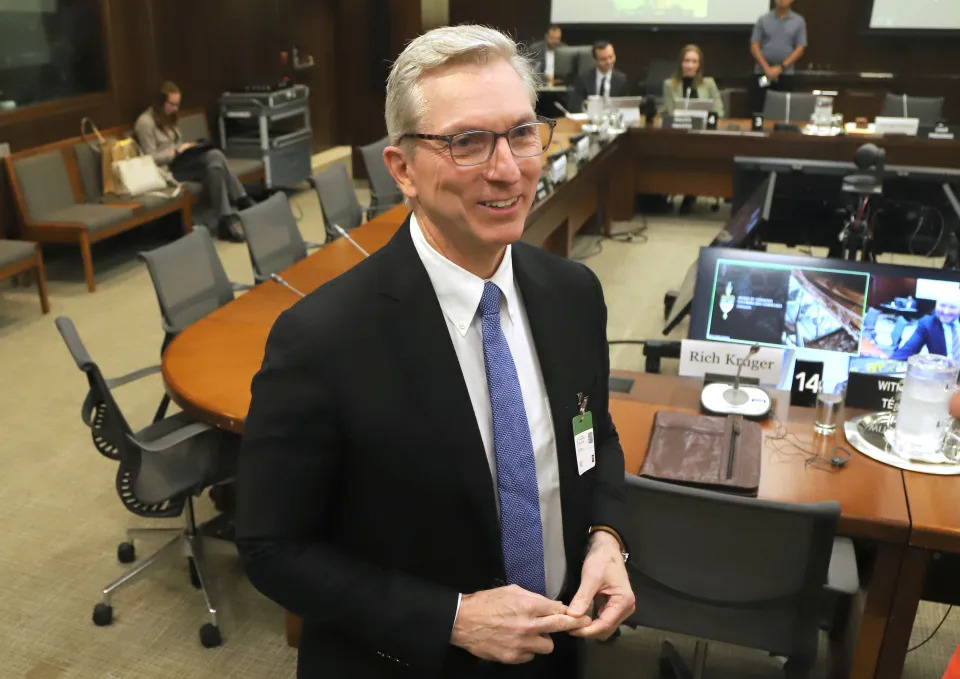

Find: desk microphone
<box><xmin>553</xmin><ymin>101</ymin><xmax>574</xmax><ymax>118</ymax></box>
<box><xmin>724</xmin><ymin>344</ymin><xmax>760</xmax><ymax>406</ymax></box>
<box><xmin>269</xmin><ymin>273</ymin><xmax>306</xmax><ymax>298</ymax></box>
<box><xmin>332</xmin><ymin>223</ymin><xmax>370</xmax><ymax>257</ymax></box>
<box><xmin>699</xmin><ymin>343</ymin><xmax>772</xmax><ymax>419</ymax></box>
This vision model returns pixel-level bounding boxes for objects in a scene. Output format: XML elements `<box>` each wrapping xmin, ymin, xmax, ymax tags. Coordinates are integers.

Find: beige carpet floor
<box><xmin>0</xmin><ymin>188</ymin><xmax>955</xmax><ymax>678</ymax></box>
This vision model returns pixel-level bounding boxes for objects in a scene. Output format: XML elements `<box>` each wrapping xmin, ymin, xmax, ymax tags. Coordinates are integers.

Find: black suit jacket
<box><xmin>891</xmin><ymin>314</ymin><xmax>949</xmax><ymax>360</ymax></box>
<box><xmin>569</xmin><ymin>68</ymin><xmax>630</xmax><ymax>113</ymax></box>
<box><xmin>236</xmin><ymin>217</ymin><xmax>626</xmax><ymax>678</ymax></box>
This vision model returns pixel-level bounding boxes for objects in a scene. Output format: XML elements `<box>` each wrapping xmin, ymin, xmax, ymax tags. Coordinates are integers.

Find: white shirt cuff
<box><xmin>452</xmin><ymin>592</ymin><xmax>463</xmax><ymax>633</ymax></box>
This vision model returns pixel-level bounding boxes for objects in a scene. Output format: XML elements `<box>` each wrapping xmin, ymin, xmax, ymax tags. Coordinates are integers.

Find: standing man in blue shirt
<box><xmin>750</xmin><ymin>0</ymin><xmax>807</xmax><ymax>115</ymax></box>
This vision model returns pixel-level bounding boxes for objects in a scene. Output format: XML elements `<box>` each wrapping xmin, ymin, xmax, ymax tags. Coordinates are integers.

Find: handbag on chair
<box><xmin>81</xmin><ymin>117</ymin><xmax>168</xmax><ymax>196</ymax></box>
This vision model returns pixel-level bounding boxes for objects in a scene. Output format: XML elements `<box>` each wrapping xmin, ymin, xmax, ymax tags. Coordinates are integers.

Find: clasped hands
<box><xmin>451</xmin><ymin>532</ymin><xmax>635</xmax><ymax>665</ymax></box>
<box><xmin>764</xmin><ymin>64</ymin><xmax>784</xmax><ymax>82</ymax></box>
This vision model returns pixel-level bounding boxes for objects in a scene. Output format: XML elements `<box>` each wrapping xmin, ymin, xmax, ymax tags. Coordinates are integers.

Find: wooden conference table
<box><xmin>161</xmin><ymin>121</ymin><xmax>960</xmax><ymax>678</ymax></box>
<box><xmin>627</xmin><ymin>118</ymin><xmax>960</xmax><ymax>201</ymax></box>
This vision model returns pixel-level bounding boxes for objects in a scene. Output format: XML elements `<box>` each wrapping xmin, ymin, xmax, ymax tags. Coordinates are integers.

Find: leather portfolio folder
<box><xmin>640</xmin><ymin>411</ymin><xmax>762</xmax><ymax>496</ymax></box>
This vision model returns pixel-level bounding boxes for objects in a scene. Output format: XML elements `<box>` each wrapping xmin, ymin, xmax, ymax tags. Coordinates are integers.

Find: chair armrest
<box><xmin>231</xmin><ymin>281</ymin><xmax>254</xmax><ymax>292</ymax></box>
<box><xmin>105</xmin><ymin>364</ymin><xmax>162</xmax><ymax>389</ymax></box>
<box><xmin>825</xmin><ymin>536</ymin><xmax>859</xmax><ymax>596</ymax></box>
<box><xmin>132</xmin><ymin>420</ymin><xmax>214</xmax><ymax>454</ymax></box>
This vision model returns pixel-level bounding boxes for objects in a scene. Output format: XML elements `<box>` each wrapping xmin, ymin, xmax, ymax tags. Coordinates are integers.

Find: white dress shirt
<box><xmin>544</xmin><ymin>49</ymin><xmax>556</xmax><ymax>79</ymax></box>
<box><xmin>595</xmin><ymin>69</ymin><xmax>611</xmax><ymax>98</ymax></box>
<box><xmin>409</xmin><ymin>213</ymin><xmax>566</xmax><ymax>600</ymax></box>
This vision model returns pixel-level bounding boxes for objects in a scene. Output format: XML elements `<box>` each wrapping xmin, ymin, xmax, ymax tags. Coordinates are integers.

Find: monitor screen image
<box><xmin>551</xmin><ymin>0</ymin><xmax>770</xmax><ymax>25</ymax></box>
<box><xmin>690</xmin><ymin>248</ymin><xmax>960</xmax><ymax>395</ymax></box>
<box><xmin>703</xmin><ymin>259</ymin><xmax>869</xmax><ymax>354</ymax></box>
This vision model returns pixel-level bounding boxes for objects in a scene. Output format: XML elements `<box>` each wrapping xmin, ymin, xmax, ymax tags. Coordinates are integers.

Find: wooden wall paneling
<box><xmin>285</xmin><ymin>0</ymin><xmax>339</xmax><ymax>149</ymax></box>
<box><xmin>338</xmin><ymin>0</ymin><xmax>429</xmax><ymax>177</ymax></box>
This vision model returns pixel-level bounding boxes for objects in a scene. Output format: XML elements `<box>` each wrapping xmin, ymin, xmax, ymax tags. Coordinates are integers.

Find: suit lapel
<box><xmin>376</xmin><ymin>220</ymin><xmax>502</xmax><ymax>570</ymax></box>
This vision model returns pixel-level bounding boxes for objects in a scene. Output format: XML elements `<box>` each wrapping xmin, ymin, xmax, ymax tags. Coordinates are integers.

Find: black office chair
<box><xmin>56</xmin><ymin>316</ymin><xmax>237</xmax><ymax>647</ymax></box>
<box><xmin>359</xmin><ymin>136</ymin><xmax>403</xmax><ymax>218</ymax></box>
<box><xmin>879</xmin><ymin>93</ymin><xmax>944</xmax><ymax>126</ymax></box>
<box><xmin>139</xmin><ymin>228</ymin><xmax>251</xmax><ymax>420</ymax></box>
<box><xmin>618</xmin><ymin>475</ymin><xmax>858</xmax><ymax>679</ymax></box>
<box><xmin>763</xmin><ymin>91</ymin><xmax>818</xmax><ymax>123</ymax></box>
<box><xmin>239</xmin><ymin>192</ymin><xmax>321</xmax><ymax>282</ymax></box>
<box><xmin>642</xmin><ymin>58</ymin><xmax>676</xmax><ymax>103</ymax></box>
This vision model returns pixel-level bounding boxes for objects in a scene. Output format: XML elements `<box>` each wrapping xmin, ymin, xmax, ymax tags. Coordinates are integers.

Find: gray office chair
<box><xmin>239</xmin><ymin>192</ymin><xmax>321</xmax><ymax>282</ymax></box>
<box><xmin>139</xmin><ymin>228</ymin><xmax>251</xmax><ymax>419</ymax></box>
<box><xmin>56</xmin><ymin>316</ymin><xmax>236</xmax><ymax>648</ymax></box>
<box><xmin>619</xmin><ymin>475</ymin><xmax>858</xmax><ymax>679</ymax></box>
<box><xmin>763</xmin><ymin>91</ymin><xmax>818</xmax><ymax>123</ymax></box>
<box><xmin>720</xmin><ymin>88</ymin><xmax>733</xmax><ymax>119</ymax></box>
<box><xmin>360</xmin><ymin>137</ymin><xmax>403</xmax><ymax>218</ymax></box>
<box><xmin>880</xmin><ymin>93</ymin><xmax>944</xmax><ymax>126</ymax></box>
<box><xmin>554</xmin><ymin>45</ymin><xmax>591</xmax><ymax>83</ymax></box>
<box><xmin>310</xmin><ymin>163</ymin><xmax>367</xmax><ymax>241</ymax></box>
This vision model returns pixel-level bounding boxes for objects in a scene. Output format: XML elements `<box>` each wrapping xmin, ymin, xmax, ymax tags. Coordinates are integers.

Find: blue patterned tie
<box><xmin>479</xmin><ymin>281</ymin><xmax>546</xmax><ymax>595</ymax></box>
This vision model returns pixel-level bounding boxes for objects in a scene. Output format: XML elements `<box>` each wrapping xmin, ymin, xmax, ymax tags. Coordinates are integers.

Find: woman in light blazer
<box><xmin>662</xmin><ymin>44</ymin><xmax>725</xmax><ymax>118</ymax></box>
<box><xmin>662</xmin><ymin>45</ymin><xmax>725</xmax><ymax>214</ymax></box>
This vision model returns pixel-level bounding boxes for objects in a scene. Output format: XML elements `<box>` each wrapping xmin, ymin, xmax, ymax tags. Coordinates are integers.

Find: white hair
<box><xmin>937</xmin><ymin>286</ymin><xmax>960</xmax><ymax>306</ymax></box>
<box><xmin>385</xmin><ymin>25</ymin><xmax>538</xmax><ymax>143</ymax></box>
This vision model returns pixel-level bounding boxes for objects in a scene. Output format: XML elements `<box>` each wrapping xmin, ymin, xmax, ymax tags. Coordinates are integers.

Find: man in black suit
<box><xmin>891</xmin><ymin>289</ymin><xmax>960</xmax><ymax>360</ymax></box>
<box><xmin>570</xmin><ymin>40</ymin><xmax>630</xmax><ymax>112</ymax></box>
<box><xmin>236</xmin><ymin>24</ymin><xmax>634</xmax><ymax>679</ymax></box>
<box><xmin>529</xmin><ymin>25</ymin><xmax>567</xmax><ymax>84</ymax></box>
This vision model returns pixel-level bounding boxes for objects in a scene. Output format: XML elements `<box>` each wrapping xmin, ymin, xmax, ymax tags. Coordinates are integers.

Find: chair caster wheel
<box><xmin>188</xmin><ymin>557</ymin><xmax>201</xmax><ymax>589</ymax></box>
<box><xmin>200</xmin><ymin>622</ymin><xmax>222</xmax><ymax>648</ymax></box>
<box><xmin>92</xmin><ymin>603</ymin><xmax>113</xmax><ymax>626</ymax></box>
<box><xmin>117</xmin><ymin>541</ymin><xmax>136</xmax><ymax>564</ymax></box>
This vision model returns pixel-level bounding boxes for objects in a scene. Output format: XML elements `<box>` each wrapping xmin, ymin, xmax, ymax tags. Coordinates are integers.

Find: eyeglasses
<box><xmin>399</xmin><ymin>116</ymin><xmax>557</xmax><ymax>167</ymax></box>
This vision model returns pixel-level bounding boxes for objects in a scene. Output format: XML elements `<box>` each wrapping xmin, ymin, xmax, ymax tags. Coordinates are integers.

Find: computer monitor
<box><xmin>676</xmin><ymin>98</ymin><xmax>715</xmax><ymax>113</ymax></box>
<box><xmin>689</xmin><ymin>247</ymin><xmax>960</xmax><ymax>394</ymax></box>
<box><xmin>606</xmin><ymin>96</ymin><xmax>643</xmax><ymax>125</ymax></box>
<box><xmin>875</xmin><ymin>116</ymin><xmax>920</xmax><ymax>136</ymax></box>
<box><xmin>663</xmin><ymin>174</ymin><xmax>776</xmax><ymax>334</ymax></box>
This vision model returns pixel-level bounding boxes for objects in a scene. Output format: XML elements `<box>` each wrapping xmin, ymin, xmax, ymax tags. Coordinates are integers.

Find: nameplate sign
<box><xmin>679</xmin><ymin>339</ymin><xmax>784</xmax><ymax>386</ymax></box>
<box><xmin>535</xmin><ymin>177</ymin><xmax>551</xmax><ymax>203</ymax></box>
<box><xmin>846</xmin><ymin>372</ymin><xmax>902</xmax><ymax>411</ymax></box>
<box><xmin>930</xmin><ymin>123</ymin><xmax>955</xmax><ymax>139</ymax></box>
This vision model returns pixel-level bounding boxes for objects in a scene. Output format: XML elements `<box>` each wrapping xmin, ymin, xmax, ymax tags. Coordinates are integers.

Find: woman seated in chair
<box><xmin>135</xmin><ymin>81</ymin><xmax>252</xmax><ymax>242</ymax></box>
<box><xmin>662</xmin><ymin>44</ymin><xmax>725</xmax><ymax>118</ymax></box>
<box><xmin>662</xmin><ymin>45</ymin><xmax>725</xmax><ymax>214</ymax></box>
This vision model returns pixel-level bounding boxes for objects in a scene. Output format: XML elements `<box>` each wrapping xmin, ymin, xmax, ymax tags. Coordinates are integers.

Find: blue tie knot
<box><xmin>479</xmin><ymin>281</ymin><xmax>502</xmax><ymax>318</ymax></box>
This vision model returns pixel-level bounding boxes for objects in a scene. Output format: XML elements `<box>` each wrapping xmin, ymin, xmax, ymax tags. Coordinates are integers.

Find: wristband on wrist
<box><xmin>587</xmin><ymin>525</ymin><xmax>629</xmax><ymax>562</ymax></box>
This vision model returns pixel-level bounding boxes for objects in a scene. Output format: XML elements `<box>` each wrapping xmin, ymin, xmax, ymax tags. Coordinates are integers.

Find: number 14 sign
<box><xmin>790</xmin><ymin>360</ymin><xmax>824</xmax><ymax>408</ymax></box>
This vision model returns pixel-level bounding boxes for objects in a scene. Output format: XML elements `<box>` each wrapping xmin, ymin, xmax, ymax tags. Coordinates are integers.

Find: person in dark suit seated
<box><xmin>235</xmin><ymin>24</ymin><xmax>635</xmax><ymax>679</ymax></box>
<box><xmin>891</xmin><ymin>289</ymin><xmax>960</xmax><ymax>361</ymax></box>
<box><xmin>529</xmin><ymin>25</ymin><xmax>567</xmax><ymax>84</ymax></box>
<box><xmin>570</xmin><ymin>40</ymin><xmax>629</xmax><ymax>112</ymax></box>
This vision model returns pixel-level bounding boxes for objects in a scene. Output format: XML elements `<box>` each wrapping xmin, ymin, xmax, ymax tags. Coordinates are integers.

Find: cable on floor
<box><xmin>907</xmin><ymin>606</ymin><xmax>953</xmax><ymax>653</ymax></box>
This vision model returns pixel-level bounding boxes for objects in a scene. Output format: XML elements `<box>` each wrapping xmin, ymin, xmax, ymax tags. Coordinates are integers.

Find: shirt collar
<box><xmin>409</xmin><ymin>212</ymin><xmax>520</xmax><ymax>337</ymax></box>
